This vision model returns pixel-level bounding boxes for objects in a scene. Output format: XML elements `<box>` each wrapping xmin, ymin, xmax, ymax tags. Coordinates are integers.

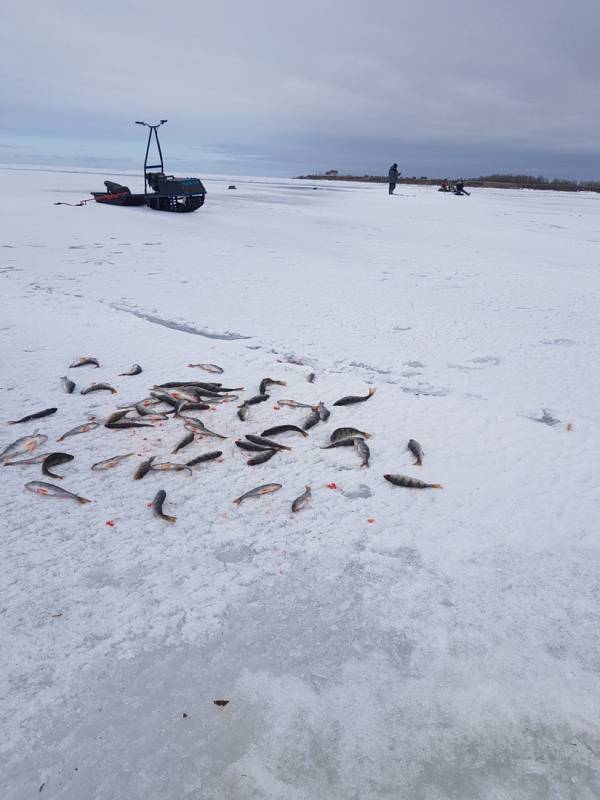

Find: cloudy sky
<box><xmin>1</xmin><ymin>0</ymin><xmax>598</xmax><ymax>178</ymax></box>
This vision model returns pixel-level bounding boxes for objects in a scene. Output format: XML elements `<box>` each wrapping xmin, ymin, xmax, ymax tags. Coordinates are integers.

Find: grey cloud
<box><xmin>1</xmin><ymin>0</ymin><xmax>599</xmax><ymax>178</ymax></box>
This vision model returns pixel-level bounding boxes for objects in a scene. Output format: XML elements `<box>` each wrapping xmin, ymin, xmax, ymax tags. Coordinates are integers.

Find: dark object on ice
<box><xmin>438</xmin><ymin>178</ymin><xmax>451</xmax><ymax>192</ymax></box>
<box><xmin>454</xmin><ymin>180</ymin><xmax>470</xmax><ymax>196</ymax></box>
<box><xmin>92</xmin><ymin>120</ymin><xmax>206</xmax><ymax>213</ymax></box>
<box><xmin>8</xmin><ymin>407</ymin><xmax>57</xmax><ymax>425</ymax></box>
<box><xmin>213</xmin><ymin>699</ymin><xmax>229</xmax><ymax>707</ymax></box>
<box><xmin>333</xmin><ymin>387</ymin><xmax>376</xmax><ymax>406</ymax></box>
<box><xmin>388</xmin><ymin>163</ymin><xmax>399</xmax><ymax>195</ymax></box>
<box><xmin>228</xmin><ymin>185</ymin><xmax>237</xmax><ymax>190</ymax></box>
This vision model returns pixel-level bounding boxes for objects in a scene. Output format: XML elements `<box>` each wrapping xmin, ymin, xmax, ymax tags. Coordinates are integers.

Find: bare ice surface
<box><xmin>1</xmin><ymin>169</ymin><xmax>600</xmax><ymax>798</ymax></box>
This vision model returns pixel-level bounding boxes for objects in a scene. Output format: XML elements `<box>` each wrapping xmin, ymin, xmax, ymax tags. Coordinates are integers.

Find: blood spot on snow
<box><xmin>326</xmin><ymin>482</ymin><xmax>337</xmax><ymax>490</ymax></box>
<box><xmin>273</xmin><ymin>406</ymin><xmax>281</xmax><ymax>411</ymax></box>
<box><xmin>367</xmin><ymin>518</ymin><xmax>376</xmax><ymax>524</ymax></box>
<box><xmin>105</xmin><ymin>520</ymin><xmax>115</xmax><ymax>527</ymax></box>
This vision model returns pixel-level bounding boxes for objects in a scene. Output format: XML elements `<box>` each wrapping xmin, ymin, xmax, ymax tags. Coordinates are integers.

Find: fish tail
<box><xmin>162</xmin><ymin>514</ymin><xmax>176</xmax><ymax>523</ymax></box>
<box><xmin>430</xmin><ymin>484</ymin><xmax>443</xmax><ymax>489</ymax></box>
<box><xmin>233</xmin><ymin>498</ymin><xmax>242</xmax><ymax>505</ymax></box>
<box><xmin>77</xmin><ymin>496</ymin><xmax>92</xmax><ymax>504</ymax></box>
<box><xmin>7</xmin><ymin>421</ymin><xmax>16</xmax><ymax>425</ymax></box>
<box><xmin>368</xmin><ymin>387</ymin><xmax>377</xmax><ymax>397</ymax></box>
<box><xmin>415</xmin><ymin>457</ymin><xmax>422</xmax><ymax>466</ymax></box>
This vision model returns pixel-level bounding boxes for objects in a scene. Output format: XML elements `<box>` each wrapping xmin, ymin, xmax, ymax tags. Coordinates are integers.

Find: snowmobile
<box><xmin>92</xmin><ymin>120</ymin><xmax>206</xmax><ymax>212</ymax></box>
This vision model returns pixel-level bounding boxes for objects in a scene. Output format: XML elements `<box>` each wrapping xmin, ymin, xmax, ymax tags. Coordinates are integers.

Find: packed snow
<box><xmin>1</xmin><ymin>166</ymin><xmax>599</xmax><ymax>799</ymax></box>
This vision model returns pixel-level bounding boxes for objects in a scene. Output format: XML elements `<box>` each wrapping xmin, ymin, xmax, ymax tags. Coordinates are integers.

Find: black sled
<box><xmin>93</xmin><ymin>120</ymin><xmax>206</xmax><ymax>213</ymax></box>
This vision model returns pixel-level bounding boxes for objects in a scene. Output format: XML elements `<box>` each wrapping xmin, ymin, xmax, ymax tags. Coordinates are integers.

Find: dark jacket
<box><xmin>388</xmin><ymin>165</ymin><xmax>399</xmax><ymax>182</ymax></box>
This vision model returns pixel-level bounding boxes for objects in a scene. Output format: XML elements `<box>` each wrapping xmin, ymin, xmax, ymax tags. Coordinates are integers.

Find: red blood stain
<box><xmin>273</xmin><ymin>406</ymin><xmax>281</xmax><ymax>411</ymax></box>
<box><xmin>105</xmin><ymin>520</ymin><xmax>115</xmax><ymax>527</ymax></box>
<box><xmin>326</xmin><ymin>482</ymin><xmax>337</xmax><ymax>490</ymax></box>
<box><xmin>147</xmin><ymin>502</ymin><xmax>153</xmax><ymax>508</ymax></box>
<box><xmin>367</xmin><ymin>518</ymin><xmax>376</xmax><ymax>524</ymax></box>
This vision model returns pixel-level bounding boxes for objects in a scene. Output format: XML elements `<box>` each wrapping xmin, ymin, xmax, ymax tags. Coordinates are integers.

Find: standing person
<box><xmin>388</xmin><ymin>163</ymin><xmax>400</xmax><ymax>194</ymax></box>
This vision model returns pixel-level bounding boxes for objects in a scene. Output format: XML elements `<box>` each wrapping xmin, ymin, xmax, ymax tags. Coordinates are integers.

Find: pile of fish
<box><xmin>1</xmin><ymin>356</ymin><xmax>443</xmax><ymax>523</ymax></box>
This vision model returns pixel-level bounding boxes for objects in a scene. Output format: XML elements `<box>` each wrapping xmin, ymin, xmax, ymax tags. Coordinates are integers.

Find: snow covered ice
<box><xmin>1</xmin><ymin>167</ymin><xmax>600</xmax><ymax>798</ymax></box>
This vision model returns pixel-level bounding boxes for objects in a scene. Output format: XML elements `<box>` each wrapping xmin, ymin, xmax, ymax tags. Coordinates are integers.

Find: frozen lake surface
<box><xmin>1</xmin><ymin>167</ymin><xmax>599</xmax><ymax>798</ymax></box>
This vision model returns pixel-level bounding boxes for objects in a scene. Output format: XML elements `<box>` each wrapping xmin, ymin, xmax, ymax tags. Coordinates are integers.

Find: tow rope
<box><xmin>54</xmin><ymin>198</ymin><xmax>94</xmax><ymax>207</ymax></box>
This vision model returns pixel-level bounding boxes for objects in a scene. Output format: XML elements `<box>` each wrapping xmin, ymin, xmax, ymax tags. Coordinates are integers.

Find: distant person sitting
<box><xmin>438</xmin><ymin>178</ymin><xmax>450</xmax><ymax>192</ymax></box>
<box><xmin>388</xmin><ymin>163</ymin><xmax>400</xmax><ymax>194</ymax></box>
<box><xmin>454</xmin><ymin>179</ymin><xmax>470</xmax><ymax>196</ymax></box>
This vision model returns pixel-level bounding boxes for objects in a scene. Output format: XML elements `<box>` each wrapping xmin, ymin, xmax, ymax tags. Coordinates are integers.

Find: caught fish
<box><xmin>320</xmin><ymin>438</ymin><xmax>358</xmax><ymax>449</ymax></box>
<box><xmin>205</xmin><ymin>394</ymin><xmax>238</xmax><ymax>404</ymax></box>
<box><xmin>302</xmin><ymin>409</ymin><xmax>320</xmax><ymax>430</ymax></box>
<box><xmin>292</xmin><ymin>485</ymin><xmax>311</xmax><ymax>512</ymax></box>
<box><xmin>81</xmin><ymin>383</ymin><xmax>117</xmax><ymax>395</ymax></box>
<box><xmin>233</xmin><ymin>482</ymin><xmax>282</xmax><ymax>505</ymax></box>
<box><xmin>354</xmin><ymin>438</ymin><xmax>370</xmax><ymax>468</ymax></box>
<box><xmin>330</xmin><ymin>427</ymin><xmax>371</xmax><ymax>442</ymax></box>
<box><xmin>333</xmin><ymin>387</ymin><xmax>376</xmax><ymax>406</ymax></box>
<box><xmin>187</xmin><ymin>363</ymin><xmax>224</xmax><ymax>374</ymax></box>
<box><xmin>407</xmin><ymin>439</ymin><xmax>424</xmax><ymax>466</ymax></box>
<box><xmin>261</xmin><ymin>425</ymin><xmax>308</xmax><ymax>438</ymax></box>
<box><xmin>306</xmin><ymin>372</ymin><xmax>315</xmax><ymax>383</ymax></box>
<box><xmin>136</xmin><ymin>402</ymin><xmax>174</xmax><ymax>417</ymax></box>
<box><xmin>8</xmin><ymin>407</ymin><xmax>57</xmax><ymax>425</ymax></box>
<box><xmin>277</xmin><ymin>399</ymin><xmax>314</xmax><ymax>409</ymax></box>
<box><xmin>25</xmin><ymin>480</ymin><xmax>91</xmax><ymax>504</ymax></box>
<box><xmin>383</xmin><ymin>473</ymin><xmax>442</xmax><ymax>489</ymax></box>
<box><xmin>133</xmin><ymin>413</ymin><xmax>168</xmax><ymax>422</ymax></box>
<box><xmin>57</xmin><ymin>421</ymin><xmax>99</xmax><ymax>442</ymax></box>
<box><xmin>237</xmin><ymin>404</ymin><xmax>249</xmax><ymax>422</ymax></box>
<box><xmin>186</xmin><ymin>450</ymin><xmax>222</xmax><ymax>467</ymax></box>
<box><xmin>3</xmin><ymin>452</ymin><xmax>51</xmax><ymax>466</ymax></box>
<box><xmin>0</xmin><ymin>434</ymin><xmax>48</xmax><ymax>463</ymax></box>
<box><xmin>245</xmin><ymin>434</ymin><xmax>291</xmax><ymax>451</ymax></box>
<box><xmin>42</xmin><ymin>452</ymin><xmax>74</xmax><ymax>479</ymax></box>
<box><xmin>119</xmin><ymin>364</ymin><xmax>142</xmax><ymax>376</ymax></box>
<box><xmin>183</xmin><ymin>419</ymin><xmax>227</xmax><ymax>439</ymax></box>
<box><xmin>259</xmin><ymin>378</ymin><xmax>287</xmax><ymax>394</ymax></box>
<box><xmin>91</xmin><ymin>453</ymin><xmax>135</xmax><ymax>470</ymax></box>
<box><xmin>106</xmin><ymin>409</ymin><xmax>130</xmax><ymax>424</ymax></box>
<box><xmin>60</xmin><ymin>376</ymin><xmax>75</xmax><ymax>394</ymax></box>
<box><xmin>247</xmin><ymin>449</ymin><xmax>277</xmax><ymax>465</ymax></box>
<box><xmin>119</xmin><ymin>397</ymin><xmax>161</xmax><ymax>410</ymax></box>
<box><xmin>172</xmin><ymin>431</ymin><xmax>195</xmax><ymax>454</ymax></box>
<box><xmin>242</xmin><ymin>394</ymin><xmax>269</xmax><ymax>407</ymax></box>
<box><xmin>150</xmin><ymin>462</ymin><xmax>192</xmax><ymax>475</ymax></box>
<box><xmin>159</xmin><ymin>381</ymin><xmax>223</xmax><ymax>390</ymax></box>
<box><xmin>317</xmin><ymin>402</ymin><xmax>330</xmax><ymax>421</ymax></box>
<box><xmin>69</xmin><ymin>357</ymin><xmax>99</xmax><ymax>368</ymax></box>
<box><xmin>150</xmin><ymin>391</ymin><xmax>178</xmax><ymax>407</ymax></box>
<box><xmin>105</xmin><ymin>421</ymin><xmax>153</xmax><ymax>430</ymax></box>
<box><xmin>235</xmin><ymin>439</ymin><xmax>272</xmax><ymax>452</ymax></box>
<box><xmin>152</xmin><ymin>489</ymin><xmax>176</xmax><ymax>523</ymax></box>
<box><xmin>173</xmin><ymin>400</ymin><xmax>210</xmax><ymax>415</ymax></box>
<box><xmin>133</xmin><ymin>455</ymin><xmax>155</xmax><ymax>480</ymax></box>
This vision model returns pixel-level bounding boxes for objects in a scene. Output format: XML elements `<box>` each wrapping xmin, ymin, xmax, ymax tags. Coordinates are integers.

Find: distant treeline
<box><xmin>297</xmin><ymin>172</ymin><xmax>600</xmax><ymax>193</ymax></box>
<box><xmin>477</xmin><ymin>174</ymin><xmax>600</xmax><ymax>191</ymax></box>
